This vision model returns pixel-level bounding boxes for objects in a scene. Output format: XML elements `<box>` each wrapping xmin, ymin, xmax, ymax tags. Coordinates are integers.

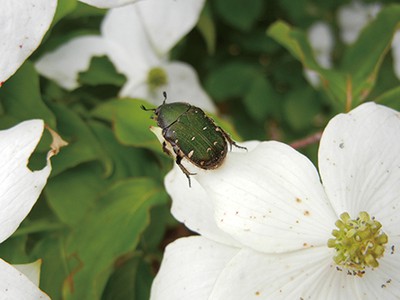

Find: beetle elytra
<box><xmin>142</xmin><ymin>92</ymin><xmax>246</xmax><ymax>187</ymax></box>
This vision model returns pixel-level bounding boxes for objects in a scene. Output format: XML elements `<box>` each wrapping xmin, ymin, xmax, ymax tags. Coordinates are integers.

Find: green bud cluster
<box><xmin>147</xmin><ymin>67</ymin><xmax>168</xmax><ymax>91</ymax></box>
<box><xmin>327</xmin><ymin>212</ymin><xmax>388</xmax><ymax>273</ymax></box>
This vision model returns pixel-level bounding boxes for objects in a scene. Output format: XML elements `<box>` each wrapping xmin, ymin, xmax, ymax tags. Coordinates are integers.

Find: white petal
<box><xmin>150</xmin><ymin>236</ymin><xmax>240</xmax><ymax>300</ymax></box>
<box><xmin>158</xmin><ymin>62</ymin><xmax>216</xmax><ymax>113</ymax></box>
<box><xmin>35</xmin><ymin>36</ymin><xmax>108</xmax><ymax>90</ymax></box>
<box><xmin>337</xmin><ymin>1</ymin><xmax>381</xmax><ymax>45</ymax></box>
<box><xmin>119</xmin><ymin>77</ymin><xmax>149</xmax><ymax>100</ymax></box>
<box><xmin>214</xmin><ymin>245</ymin><xmax>400</xmax><ymax>299</ymax></box>
<box><xmin>304</xmin><ymin>69</ymin><xmax>321</xmax><ymax>88</ymax></box>
<box><xmin>166</xmin><ymin>166</ymin><xmax>241</xmax><ymax>247</ymax></box>
<box><xmin>391</xmin><ymin>30</ymin><xmax>400</xmax><ymax>80</ymax></box>
<box><xmin>136</xmin><ymin>0</ymin><xmax>205</xmax><ymax>55</ymax></box>
<box><xmin>319</xmin><ymin>102</ymin><xmax>400</xmax><ymax>233</ymax></box>
<box><xmin>337</xmin><ymin>1</ymin><xmax>368</xmax><ymax>44</ymax></box>
<box><xmin>13</xmin><ymin>260</ymin><xmax>42</xmax><ymax>287</ymax></box>
<box><xmin>79</xmin><ymin>0</ymin><xmax>139</xmax><ymax>8</ymax></box>
<box><xmin>196</xmin><ymin>141</ymin><xmax>337</xmax><ymax>253</ymax></box>
<box><xmin>0</xmin><ymin>120</ymin><xmax>51</xmax><ymax>243</ymax></box>
<box><xmin>308</xmin><ymin>21</ymin><xmax>334</xmax><ymax>68</ymax></box>
<box><xmin>101</xmin><ymin>4</ymin><xmax>159</xmax><ymax>78</ymax></box>
<box><xmin>209</xmin><ymin>246</ymin><xmax>364</xmax><ymax>300</ymax></box>
<box><xmin>0</xmin><ymin>0</ymin><xmax>57</xmax><ymax>83</ymax></box>
<box><xmin>163</xmin><ymin>62</ymin><xmax>216</xmax><ymax>113</ymax></box>
<box><xmin>120</xmin><ymin>61</ymin><xmax>217</xmax><ymax>113</ymax></box>
<box><xmin>165</xmin><ymin>141</ymin><xmax>258</xmax><ymax>246</ymax></box>
<box><xmin>304</xmin><ymin>22</ymin><xmax>333</xmax><ymax>88</ymax></box>
<box><xmin>0</xmin><ymin>259</ymin><xmax>49</xmax><ymax>299</ymax></box>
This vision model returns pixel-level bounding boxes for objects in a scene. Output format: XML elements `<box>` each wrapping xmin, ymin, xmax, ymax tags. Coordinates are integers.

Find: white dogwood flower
<box><xmin>79</xmin><ymin>0</ymin><xmax>139</xmax><ymax>8</ymax></box>
<box><xmin>337</xmin><ymin>0</ymin><xmax>381</xmax><ymax>45</ymax></box>
<box><xmin>0</xmin><ymin>120</ymin><xmax>65</xmax><ymax>299</ymax></box>
<box><xmin>0</xmin><ymin>0</ymin><xmax>57</xmax><ymax>83</ymax></box>
<box><xmin>35</xmin><ymin>0</ymin><xmax>215</xmax><ymax>112</ymax></box>
<box><xmin>305</xmin><ymin>21</ymin><xmax>334</xmax><ymax>87</ymax></box>
<box><xmin>152</xmin><ymin>102</ymin><xmax>400</xmax><ymax>299</ymax></box>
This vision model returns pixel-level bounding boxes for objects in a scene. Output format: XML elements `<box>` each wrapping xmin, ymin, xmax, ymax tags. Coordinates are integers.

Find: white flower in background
<box><xmin>306</xmin><ymin>1</ymin><xmax>383</xmax><ymax>88</ymax></box>
<box><xmin>35</xmin><ymin>0</ymin><xmax>216</xmax><ymax>113</ymax></box>
<box><xmin>336</xmin><ymin>1</ymin><xmax>400</xmax><ymax>83</ymax></box>
<box><xmin>151</xmin><ymin>102</ymin><xmax>400</xmax><ymax>299</ymax></box>
<box><xmin>305</xmin><ymin>21</ymin><xmax>334</xmax><ymax>87</ymax></box>
<box><xmin>79</xmin><ymin>0</ymin><xmax>140</xmax><ymax>8</ymax></box>
<box><xmin>0</xmin><ymin>120</ymin><xmax>65</xmax><ymax>299</ymax></box>
<box><xmin>337</xmin><ymin>0</ymin><xmax>381</xmax><ymax>45</ymax></box>
<box><xmin>336</xmin><ymin>1</ymin><xmax>400</xmax><ymax>84</ymax></box>
<box><xmin>0</xmin><ymin>0</ymin><xmax>57</xmax><ymax>83</ymax></box>
<box><xmin>391</xmin><ymin>31</ymin><xmax>400</xmax><ymax>80</ymax></box>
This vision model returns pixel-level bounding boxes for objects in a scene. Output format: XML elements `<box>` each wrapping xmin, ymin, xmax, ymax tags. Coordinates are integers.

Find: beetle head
<box><xmin>155</xmin><ymin>102</ymin><xmax>190</xmax><ymax>128</ymax></box>
<box><xmin>141</xmin><ymin>92</ymin><xmax>190</xmax><ymax>129</ymax></box>
<box><xmin>140</xmin><ymin>91</ymin><xmax>167</xmax><ymax>120</ymax></box>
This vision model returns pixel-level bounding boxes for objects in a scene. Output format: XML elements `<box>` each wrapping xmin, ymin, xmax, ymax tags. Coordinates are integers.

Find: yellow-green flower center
<box><xmin>327</xmin><ymin>212</ymin><xmax>388</xmax><ymax>275</ymax></box>
<box><xmin>147</xmin><ymin>67</ymin><xmax>168</xmax><ymax>91</ymax></box>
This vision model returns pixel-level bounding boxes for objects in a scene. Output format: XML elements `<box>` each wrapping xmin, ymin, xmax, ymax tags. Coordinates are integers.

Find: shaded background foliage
<box><xmin>1</xmin><ymin>0</ymin><xmax>400</xmax><ymax>299</ymax></box>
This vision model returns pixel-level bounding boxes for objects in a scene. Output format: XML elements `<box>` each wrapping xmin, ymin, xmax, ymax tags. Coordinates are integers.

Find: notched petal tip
<box><xmin>44</xmin><ymin>124</ymin><xmax>68</xmax><ymax>159</ymax></box>
<box><xmin>0</xmin><ymin>120</ymin><xmax>67</xmax><ymax>243</ymax></box>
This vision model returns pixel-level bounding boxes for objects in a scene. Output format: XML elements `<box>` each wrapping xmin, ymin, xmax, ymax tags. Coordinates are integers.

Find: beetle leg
<box><xmin>169</xmin><ymin>143</ymin><xmax>196</xmax><ymax>188</ymax></box>
<box><xmin>162</xmin><ymin>141</ymin><xmax>193</xmax><ymax>187</ymax></box>
<box><xmin>218</xmin><ymin>126</ymin><xmax>247</xmax><ymax>151</ymax></box>
<box><xmin>162</xmin><ymin>141</ymin><xmax>173</xmax><ymax>156</ymax></box>
<box><xmin>176</xmin><ymin>155</ymin><xmax>195</xmax><ymax>187</ymax></box>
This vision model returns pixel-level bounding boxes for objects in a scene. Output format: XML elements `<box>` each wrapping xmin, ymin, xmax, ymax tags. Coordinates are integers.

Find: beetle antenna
<box><xmin>162</xmin><ymin>91</ymin><xmax>167</xmax><ymax>104</ymax></box>
<box><xmin>140</xmin><ymin>104</ymin><xmax>155</xmax><ymax>111</ymax></box>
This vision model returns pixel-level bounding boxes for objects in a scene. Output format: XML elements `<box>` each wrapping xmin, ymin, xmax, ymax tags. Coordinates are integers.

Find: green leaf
<box><xmin>14</xmin><ymin>219</ymin><xmax>64</xmax><ymax>236</ymax></box>
<box><xmin>91</xmin><ymin>98</ymin><xmax>162</xmax><ymax>153</ymax></box>
<box><xmin>135</xmin><ymin>260</ymin><xmax>154</xmax><ymax>300</ymax></box>
<box><xmin>139</xmin><ymin>204</ymin><xmax>170</xmax><ymax>252</ymax></box>
<box><xmin>72</xmin><ymin>1</ymin><xmax>107</xmax><ymax>18</ymax></box>
<box><xmin>268</xmin><ymin>21</ymin><xmax>347</xmax><ymax>108</ymax></box>
<box><xmin>78</xmin><ymin>56</ymin><xmax>126</xmax><ymax>87</ymax></box>
<box><xmin>89</xmin><ymin>121</ymin><xmax>160</xmax><ymax>179</ymax></box>
<box><xmin>205</xmin><ymin>62</ymin><xmax>262</xmax><ymax>101</ymax></box>
<box><xmin>0</xmin><ymin>236</ymin><xmax>29</xmax><ymax>263</ymax></box>
<box><xmin>31</xmin><ymin>236</ymin><xmax>70</xmax><ymax>300</ymax></box>
<box><xmin>63</xmin><ymin>178</ymin><xmax>168</xmax><ymax>300</ymax></box>
<box><xmin>268</xmin><ymin>8</ymin><xmax>400</xmax><ymax>109</ymax></box>
<box><xmin>134</xmin><ymin>259</ymin><xmax>154</xmax><ymax>300</ymax></box>
<box><xmin>45</xmin><ymin>162</ymin><xmax>108</xmax><ymax>226</ymax></box>
<box><xmin>0</xmin><ymin>61</ymin><xmax>56</xmax><ymax>127</ymax></box>
<box><xmin>341</xmin><ymin>4</ymin><xmax>400</xmax><ymax>104</ymax></box>
<box><xmin>214</xmin><ymin>0</ymin><xmax>264</xmax><ymax>31</ymax></box>
<box><xmin>102</xmin><ymin>256</ymin><xmax>140</xmax><ymax>300</ymax></box>
<box><xmin>279</xmin><ymin>0</ymin><xmax>309</xmax><ymax>25</ymax></box>
<box><xmin>102</xmin><ymin>256</ymin><xmax>154</xmax><ymax>300</ymax></box>
<box><xmin>52</xmin><ymin>0</ymin><xmax>78</xmax><ymax>25</ymax></box>
<box><xmin>48</xmin><ymin>102</ymin><xmax>110</xmax><ymax>176</ymax></box>
<box><xmin>267</xmin><ymin>21</ymin><xmax>309</xmax><ymax>64</ymax></box>
<box><xmin>283</xmin><ymin>88</ymin><xmax>322</xmax><ymax>131</ymax></box>
<box><xmin>375</xmin><ymin>86</ymin><xmax>400</xmax><ymax>110</ymax></box>
<box><xmin>197</xmin><ymin>3</ymin><xmax>216</xmax><ymax>55</ymax></box>
<box><xmin>234</xmin><ymin>30</ymin><xmax>279</xmax><ymax>54</ymax></box>
<box><xmin>243</xmin><ymin>77</ymin><xmax>278</xmax><ymax>122</ymax></box>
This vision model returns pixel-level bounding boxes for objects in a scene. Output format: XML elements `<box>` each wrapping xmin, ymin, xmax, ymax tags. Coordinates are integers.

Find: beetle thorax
<box><xmin>155</xmin><ymin>102</ymin><xmax>191</xmax><ymax>128</ymax></box>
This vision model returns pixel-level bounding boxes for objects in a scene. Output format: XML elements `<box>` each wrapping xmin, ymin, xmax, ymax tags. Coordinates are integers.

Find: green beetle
<box><xmin>142</xmin><ymin>92</ymin><xmax>246</xmax><ymax>187</ymax></box>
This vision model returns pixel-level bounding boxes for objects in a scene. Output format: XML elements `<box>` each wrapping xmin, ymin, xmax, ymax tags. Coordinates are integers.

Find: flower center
<box><xmin>327</xmin><ymin>211</ymin><xmax>388</xmax><ymax>275</ymax></box>
<box><xmin>147</xmin><ymin>67</ymin><xmax>168</xmax><ymax>91</ymax></box>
